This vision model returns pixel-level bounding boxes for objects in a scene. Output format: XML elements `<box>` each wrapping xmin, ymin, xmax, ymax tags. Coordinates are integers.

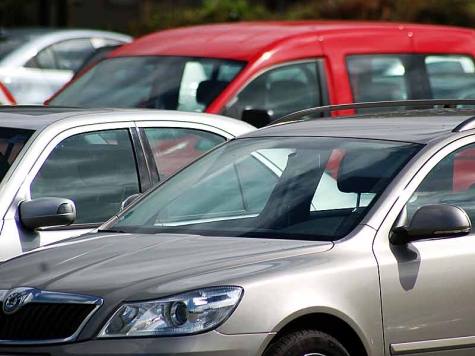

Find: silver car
<box><xmin>0</xmin><ymin>106</ymin><xmax>254</xmax><ymax>262</ymax></box>
<box><xmin>0</xmin><ymin>28</ymin><xmax>132</xmax><ymax>104</ymax></box>
<box><xmin>2</xmin><ymin>102</ymin><xmax>475</xmax><ymax>355</ymax></box>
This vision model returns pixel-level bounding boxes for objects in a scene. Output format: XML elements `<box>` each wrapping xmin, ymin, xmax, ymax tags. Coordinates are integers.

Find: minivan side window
<box><xmin>223</xmin><ymin>61</ymin><xmax>324</xmax><ymax>122</ymax></box>
<box><xmin>347</xmin><ymin>54</ymin><xmax>475</xmax><ymax>112</ymax></box>
<box><xmin>30</xmin><ymin>129</ymin><xmax>140</xmax><ymax>224</ymax></box>
<box><xmin>425</xmin><ymin>55</ymin><xmax>475</xmax><ymax>100</ymax></box>
<box><xmin>406</xmin><ymin>143</ymin><xmax>475</xmax><ymax>227</ymax></box>
<box><xmin>346</xmin><ymin>55</ymin><xmax>409</xmax><ymax>112</ymax></box>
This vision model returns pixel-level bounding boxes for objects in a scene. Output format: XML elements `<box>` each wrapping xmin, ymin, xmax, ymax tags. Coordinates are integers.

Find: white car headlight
<box><xmin>98</xmin><ymin>286</ymin><xmax>243</xmax><ymax>337</ymax></box>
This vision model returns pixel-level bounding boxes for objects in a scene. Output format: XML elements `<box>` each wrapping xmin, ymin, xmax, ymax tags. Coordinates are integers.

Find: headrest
<box><xmin>196</xmin><ymin>80</ymin><xmax>230</xmax><ymax>106</ymax></box>
<box><xmin>337</xmin><ymin>150</ymin><xmax>405</xmax><ymax>194</ymax></box>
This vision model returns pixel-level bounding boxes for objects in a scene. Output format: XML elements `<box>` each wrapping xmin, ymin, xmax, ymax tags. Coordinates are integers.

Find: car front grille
<box><xmin>0</xmin><ymin>302</ymin><xmax>96</xmax><ymax>341</ymax></box>
<box><xmin>0</xmin><ymin>288</ymin><xmax>103</xmax><ymax>344</ymax></box>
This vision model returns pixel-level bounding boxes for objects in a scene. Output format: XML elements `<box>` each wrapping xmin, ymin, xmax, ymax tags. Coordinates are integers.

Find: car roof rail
<box><xmin>272</xmin><ymin>99</ymin><xmax>475</xmax><ymax>125</ymax></box>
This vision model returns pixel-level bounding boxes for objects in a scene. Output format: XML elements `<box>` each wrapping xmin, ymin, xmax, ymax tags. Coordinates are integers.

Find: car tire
<box><xmin>264</xmin><ymin>330</ymin><xmax>350</xmax><ymax>356</ymax></box>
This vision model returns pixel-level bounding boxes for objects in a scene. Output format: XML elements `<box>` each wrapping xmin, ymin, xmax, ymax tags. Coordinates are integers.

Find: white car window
<box><xmin>31</xmin><ymin>129</ymin><xmax>140</xmax><ymax>224</ymax></box>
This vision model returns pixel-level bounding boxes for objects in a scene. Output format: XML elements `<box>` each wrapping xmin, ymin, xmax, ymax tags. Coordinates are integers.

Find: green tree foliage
<box><xmin>315</xmin><ymin>0</ymin><xmax>475</xmax><ymax>26</ymax></box>
<box><xmin>128</xmin><ymin>0</ymin><xmax>475</xmax><ymax>36</ymax></box>
<box><xmin>128</xmin><ymin>0</ymin><xmax>269</xmax><ymax>35</ymax></box>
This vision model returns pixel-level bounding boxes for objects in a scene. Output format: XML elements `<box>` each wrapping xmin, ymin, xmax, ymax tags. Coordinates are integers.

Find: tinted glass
<box><xmin>0</xmin><ymin>128</ymin><xmax>34</xmax><ymax>182</ymax></box>
<box><xmin>74</xmin><ymin>44</ymin><xmax>123</xmax><ymax>74</ymax></box>
<box><xmin>109</xmin><ymin>137</ymin><xmax>421</xmax><ymax>240</ymax></box>
<box><xmin>425</xmin><ymin>55</ymin><xmax>475</xmax><ymax>100</ymax></box>
<box><xmin>49</xmin><ymin>56</ymin><xmax>246</xmax><ymax>112</ymax></box>
<box><xmin>347</xmin><ymin>54</ymin><xmax>475</xmax><ymax>112</ymax></box>
<box><xmin>31</xmin><ymin>129</ymin><xmax>140</xmax><ymax>224</ymax></box>
<box><xmin>406</xmin><ymin>143</ymin><xmax>475</xmax><ymax>228</ymax></box>
<box><xmin>223</xmin><ymin>61</ymin><xmax>322</xmax><ymax>121</ymax></box>
<box><xmin>34</xmin><ymin>47</ymin><xmax>57</xmax><ymax>69</ymax></box>
<box><xmin>52</xmin><ymin>38</ymin><xmax>95</xmax><ymax>71</ymax></box>
<box><xmin>143</xmin><ymin>128</ymin><xmax>225</xmax><ymax>179</ymax></box>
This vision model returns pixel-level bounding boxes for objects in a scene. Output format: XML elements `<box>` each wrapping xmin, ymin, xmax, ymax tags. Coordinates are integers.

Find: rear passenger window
<box><xmin>426</xmin><ymin>55</ymin><xmax>475</xmax><ymax>100</ymax></box>
<box><xmin>223</xmin><ymin>61</ymin><xmax>324</xmax><ymax>122</ymax></box>
<box><xmin>31</xmin><ymin>129</ymin><xmax>140</xmax><ymax>224</ymax></box>
<box><xmin>143</xmin><ymin>128</ymin><xmax>225</xmax><ymax>179</ymax></box>
<box><xmin>347</xmin><ymin>54</ymin><xmax>475</xmax><ymax>112</ymax></box>
<box><xmin>347</xmin><ymin>55</ymin><xmax>408</xmax><ymax>110</ymax></box>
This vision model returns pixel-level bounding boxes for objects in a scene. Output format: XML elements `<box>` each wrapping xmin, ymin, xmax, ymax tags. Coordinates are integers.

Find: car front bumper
<box><xmin>0</xmin><ymin>331</ymin><xmax>272</xmax><ymax>356</ymax></box>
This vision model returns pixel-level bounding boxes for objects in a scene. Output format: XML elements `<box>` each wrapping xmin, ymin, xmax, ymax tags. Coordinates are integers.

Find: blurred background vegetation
<box><xmin>129</xmin><ymin>0</ymin><xmax>475</xmax><ymax>35</ymax></box>
<box><xmin>1</xmin><ymin>0</ymin><xmax>475</xmax><ymax>36</ymax></box>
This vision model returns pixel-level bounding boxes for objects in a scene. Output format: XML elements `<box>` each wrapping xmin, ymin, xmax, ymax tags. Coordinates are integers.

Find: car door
<box><xmin>136</xmin><ymin>121</ymin><xmax>230</xmax><ymax>183</ymax></box>
<box><xmin>374</xmin><ymin>137</ymin><xmax>475</xmax><ymax>355</ymax></box>
<box><xmin>0</xmin><ymin>124</ymin><xmax>148</xmax><ymax>260</ymax></box>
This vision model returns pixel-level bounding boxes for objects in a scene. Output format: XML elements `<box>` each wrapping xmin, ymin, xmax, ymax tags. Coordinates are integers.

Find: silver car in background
<box><xmin>0</xmin><ymin>28</ymin><xmax>132</xmax><ymax>104</ymax></box>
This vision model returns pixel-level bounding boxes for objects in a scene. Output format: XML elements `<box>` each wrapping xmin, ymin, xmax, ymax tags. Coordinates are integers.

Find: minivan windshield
<box><xmin>106</xmin><ymin>137</ymin><xmax>421</xmax><ymax>241</ymax></box>
<box><xmin>49</xmin><ymin>56</ymin><xmax>246</xmax><ymax>112</ymax></box>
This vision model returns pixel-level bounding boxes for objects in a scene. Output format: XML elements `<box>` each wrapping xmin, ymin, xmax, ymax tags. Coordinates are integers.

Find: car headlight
<box><xmin>98</xmin><ymin>286</ymin><xmax>243</xmax><ymax>337</ymax></box>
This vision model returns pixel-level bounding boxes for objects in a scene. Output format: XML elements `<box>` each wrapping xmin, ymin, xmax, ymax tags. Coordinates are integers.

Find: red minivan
<box><xmin>48</xmin><ymin>21</ymin><xmax>475</xmax><ymax>126</ymax></box>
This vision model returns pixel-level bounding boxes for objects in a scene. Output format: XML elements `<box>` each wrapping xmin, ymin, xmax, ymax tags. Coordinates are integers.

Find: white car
<box><xmin>0</xmin><ymin>107</ymin><xmax>254</xmax><ymax>261</ymax></box>
<box><xmin>0</xmin><ymin>28</ymin><xmax>132</xmax><ymax>104</ymax></box>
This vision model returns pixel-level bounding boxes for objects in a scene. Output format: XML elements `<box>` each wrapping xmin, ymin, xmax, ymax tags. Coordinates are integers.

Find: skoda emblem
<box><xmin>2</xmin><ymin>287</ymin><xmax>38</xmax><ymax>315</ymax></box>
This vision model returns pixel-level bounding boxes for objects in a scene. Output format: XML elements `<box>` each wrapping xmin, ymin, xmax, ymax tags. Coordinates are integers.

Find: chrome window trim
<box><xmin>0</xmin><ymin>288</ymin><xmax>103</xmax><ymax>345</ymax></box>
<box><xmin>391</xmin><ymin>335</ymin><xmax>475</xmax><ymax>354</ymax></box>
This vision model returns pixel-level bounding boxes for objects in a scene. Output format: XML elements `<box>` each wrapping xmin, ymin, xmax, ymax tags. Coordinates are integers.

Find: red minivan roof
<box><xmin>111</xmin><ymin>21</ymin><xmax>474</xmax><ymax>62</ymax></box>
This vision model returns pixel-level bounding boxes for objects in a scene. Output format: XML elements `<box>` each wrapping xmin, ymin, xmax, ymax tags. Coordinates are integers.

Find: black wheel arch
<box><xmin>263</xmin><ymin>312</ymin><xmax>368</xmax><ymax>356</ymax></box>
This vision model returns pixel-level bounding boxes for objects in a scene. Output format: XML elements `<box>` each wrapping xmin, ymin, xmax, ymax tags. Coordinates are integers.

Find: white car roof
<box><xmin>0</xmin><ymin>29</ymin><xmax>132</xmax><ymax>67</ymax></box>
<box><xmin>0</xmin><ymin>106</ymin><xmax>255</xmax><ymax>137</ymax></box>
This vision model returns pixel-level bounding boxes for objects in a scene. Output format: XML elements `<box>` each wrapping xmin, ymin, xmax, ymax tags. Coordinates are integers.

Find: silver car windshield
<box><xmin>107</xmin><ymin>137</ymin><xmax>421</xmax><ymax>241</ymax></box>
<box><xmin>49</xmin><ymin>56</ymin><xmax>246</xmax><ymax>112</ymax></box>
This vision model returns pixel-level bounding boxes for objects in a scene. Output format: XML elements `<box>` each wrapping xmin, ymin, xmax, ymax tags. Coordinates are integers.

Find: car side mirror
<box><xmin>120</xmin><ymin>193</ymin><xmax>142</xmax><ymax>211</ymax></box>
<box><xmin>241</xmin><ymin>109</ymin><xmax>271</xmax><ymax>128</ymax></box>
<box><xmin>390</xmin><ymin>204</ymin><xmax>471</xmax><ymax>245</ymax></box>
<box><xmin>20</xmin><ymin>197</ymin><xmax>76</xmax><ymax>230</ymax></box>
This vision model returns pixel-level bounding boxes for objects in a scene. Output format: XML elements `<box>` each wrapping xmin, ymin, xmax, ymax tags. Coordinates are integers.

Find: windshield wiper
<box><xmin>97</xmin><ymin>228</ymin><xmax>126</xmax><ymax>233</ymax></box>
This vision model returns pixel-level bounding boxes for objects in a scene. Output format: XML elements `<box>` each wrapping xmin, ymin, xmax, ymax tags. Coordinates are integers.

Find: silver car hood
<box><xmin>0</xmin><ymin>232</ymin><xmax>333</xmax><ymax>299</ymax></box>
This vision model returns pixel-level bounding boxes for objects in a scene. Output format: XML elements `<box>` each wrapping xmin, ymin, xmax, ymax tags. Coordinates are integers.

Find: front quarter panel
<box><xmin>213</xmin><ymin>226</ymin><xmax>383</xmax><ymax>355</ymax></box>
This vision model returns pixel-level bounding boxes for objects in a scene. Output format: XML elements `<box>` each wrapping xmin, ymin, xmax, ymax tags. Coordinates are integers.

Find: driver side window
<box><xmin>406</xmin><ymin>143</ymin><xmax>475</xmax><ymax>226</ymax></box>
<box><xmin>223</xmin><ymin>61</ymin><xmax>324</xmax><ymax>122</ymax></box>
<box><xmin>30</xmin><ymin>129</ymin><xmax>140</xmax><ymax>225</ymax></box>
